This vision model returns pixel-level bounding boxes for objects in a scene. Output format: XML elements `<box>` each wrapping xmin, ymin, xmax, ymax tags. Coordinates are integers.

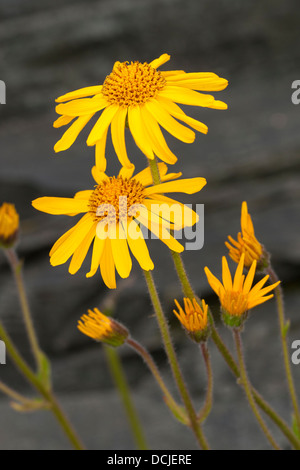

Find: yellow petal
<box><xmin>92</xmin><ymin>165</ymin><xmax>110</xmax><ymax>185</ymax></box>
<box><xmin>87</xmin><ymin>104</ymin><xmax>119</xmax><ymax>146</ymax></box>
<box><xmin>159</xmin><ymin>86</ymin><xmax>214</xmax><ymax>107</ymax></box>
<box><xmin>135</xmin><ymin>212</ymin><xmax>184</xmax><ymax>253</ymax></box>
<box><xmin>204</xmin><ymin>266</ymin><xmax>225</xmax><ymax>298</ymax></box>
<box><xmin>126</xmin><ymin>222</ymin><xmax>154</xmax><ymax>271</ymax></box>
<box><xmin>145</xmin><ymin>100</ymin><xmax>195</xmax><ymax>143</ymax></box>
<box><xmin>109</xmin><ymin>224</ymin><xmax>132</xmax><ymax>279</ymax></box>
<box><xmin>32</xmin><ymin>196</ymin><xmax>89</xmax><ymax>215</ymax></box>
<box><xmin>139</xmin><ymin>106</ymin><xmax>178</xmax><ymax>164</ymax></box>
<box><xmin>127</xmin><ymin>106</ymin><xmax>154</xmax><ymax>159</ymax></box>
<box><xmin>222</xmin><ymin>257</ymin><xmax>233</xmax><ymax>291</ymax></box>
<box><xmin>54</xmin><ymin>114</ymin><xmax>94</xmax><ymax>152</ymax></box>
<box><xmin>86</xmin><ymin>234</ymin><xmax>106</xmax><ymax>278</ymax></box>
<box><xmin>55</xmin><ymin>85</ymin><xmax>103</xmax><ymax>103</ymax></box>
<box><xmin>50</xmin><ymin>225</ymin><xmax>77</xmax><ymax>257</ymax></box>
<box><xmin>157</xmin><ymin>96</ymin><xmax>208</xmax><ymax>134</ymax></box>
<box><xmin>111</xmin><ymin>107</ymin><xmax>132</xmax><ymax>168</ymax></box>
<box><xmin>95</xmin><ymin>129</ymin><xmax>109</xmax><ymax>172</ymax></box>
<box><xmin>69</xmin><ymin>222</ymin><xmax>97</xmax><ymax>274</ymax></box>
<box><xmin>119</xmin><ymin>165</ymin><xmax>135</xmax><ymax>179</ymax></box>
<box><xmin>233</xmin><ymin>254</ymin><xmax>246</xmax><ymax>291</ymax></box>
<box><xmin>50</xmin><ymin>214</ymin><xmax>94</xmax><ymax>266</ymax></box>
<box><xmin>100</xmin><ymin>238</ymin><xmax>116</xmax><ymax>289</ymax></box>
<box><xmin>243</xmin><ymin>260</ymin><xmax>257</xmax><ymax>294</ymax></box>
<box><xmin>53</xmin><ymin>115</ymin><xmax>74</xmax><ymax>128</ymax></box>
<box><xmin>207</xmin><ymin>100</ymin><xmax>228</xmax><ymax>110</ymax></box>
<box><xmin>56</xmin><ymin>96</ymin><xmax>107</xmax><ymax>116</ymax></box>
<box><xmin>149</xmin><ymin>53</ymin><xmax>171</xmax><ymax>69</ymax></box>
<box><xmin>144</xmin><ymin>177</ymin><xmax>206</xmax><ymax>195</ymax></box>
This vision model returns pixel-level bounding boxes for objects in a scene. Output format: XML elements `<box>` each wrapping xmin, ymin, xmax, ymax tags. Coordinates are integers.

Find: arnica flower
<box><xmin>225</xmin><ymin>201</ymin><xmax>269</xmax><ymax>270</ymax></box>
<box><xmin>78</xmin><ymin>308</ymin><xmax>128</xmax><ymax>347</ymax></box>
<box><xmin>32</xmin><ymin>163</ymin><xmax>206</xmax><ymax>289</ymax></box>
<box><xmin>204</xmin><ymin>254</ymin><xmax>280</xmax><ymax>328</ymax></box>
<box><xmin>54</xmin><ymin>53</ymin><xmax>228</xmax><ymax>170</ymax></box>
<box><xmin>0</xmin><ymin>203</ymin><xmax>19</xmax><ymax>248</ymax></box>
<box><xmin>173</xmin><ymin>298</ymin><xmax>210</xmax><ymax>343</ymax></box>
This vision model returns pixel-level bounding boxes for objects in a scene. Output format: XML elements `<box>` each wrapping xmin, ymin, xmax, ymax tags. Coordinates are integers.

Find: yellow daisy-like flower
<box><xmin>32</xmin><ymin>163</ymin><xmax>206</xmax><ymax>289</ymax></box>
<box><xmin>54</xmin><ymin>53</ymin><xmax>228</xmax><ymax>169</ymax></box>
<box><xmin>0</xmin><ymin>202</ymin><xmax>19</xmax><ymax>248</ymax></box>
<box><xmin>225</xmin><ymin>201</ymin><xmax>268</xmax><ymax>270</ymax></box>
<box><xmin>173</xmin><ymin>298</ymin><xmax>209</xmax><ymax>342</ymax></box>
<box><xmin>204</xmin><ymin>254</ymin><xmax>280</xmax><ymax>327</ymax></box>
<box><xmin>78</xmin><ymin>308</ymin><xmax>128</xmax><ymax>347</ymax></box>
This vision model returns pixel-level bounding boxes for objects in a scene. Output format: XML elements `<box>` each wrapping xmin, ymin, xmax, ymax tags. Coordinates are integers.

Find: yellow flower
<box><xmin>32</xmin><ymin>163</ymin><xmax>206</xmax><ymax>289</ymax></box>
<box><xmin>204</xmin><ymin>254</ymin><xmax>280</xmax><ymax>327</ymax></box>
<box><xmin>78</xmin><ymin>308</ymin><xmax>128</xmax><ymax>346</ymax></box>
<box><xmin>54</xmin><ymin>53</ymin><xmax>228</xmax><ymax>169</ymax></box>
<box><xmin>0</xmin><ymin>203</ymin><xmax>19</xmax><ymax>248</ymax></box>
<box><xmin>225</xmin><ymin>201</ymin><xmax>268</xmax><ymax>269</ymax></box>
<box><xmin>173</xmin><ymin>298</ymin><xmax>209</xmax><ymax>342</ymax></box>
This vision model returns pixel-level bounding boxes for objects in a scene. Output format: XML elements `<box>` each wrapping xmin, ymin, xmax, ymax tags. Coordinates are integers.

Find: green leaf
<box><xmin>283</xmin><ymin>320</ymin><xmax>290</xmax><ymax>338</ymax></box>
<box><xmin>37</xmin><ymin>351</ymin><xmax>52</xmax><ymax>391</ymax></box>
<box><xmin>292</xmin><ymin>414</ymin><xmax>300</xmax><ymax>439</ymax></box>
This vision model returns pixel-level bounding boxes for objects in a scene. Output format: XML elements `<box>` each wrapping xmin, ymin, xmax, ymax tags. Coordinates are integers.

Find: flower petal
<box><xmin>126</xmin><ymin>222</ymin><xmax>154</xmax><ymax>271</ymax></box>
<box><xmin>144</xmin><ymin>177</ymin><xmax>206</xmax><ymax>195</ymax></box>
<box><xmin>95</xmin><ymin>128</ymin><xmax>109</xmax><ymax>172</ymax></box>
<box><xmin>53</xmin><ymin>115</ymin><xmax>74</xmax><ymax>128</ymax></box>
<box><xmin>111</xmin><ymin>107</ymin><xmax>132</xmax><ymax>168</ymax></box>
<box><xmin>149</xmin><ymin>53</ymin><xmax>171</xmax><ymax>69</ymax></box>
<box><xmin>145</xmin><ymin>100</ymin><xmax>195</xmax><ymax>143</ymax></box>
<box><xmin>159</xmin><ymin>85</ymin><xmax>215</xmax><ymax>107</ymax></box>
<box><xmin>109</xmin><ymin>224</ymin><xmax>132</xmax><ymax>279</ymax></box>
<box><xmin>86</xmin><ymin>234</ymin><xmax>106</xmax><ymax>278</ymax></box>
<box><xmin>69</xmin><ymin>222</ymin><xmax>97</xmax><ymax>274</ymax></box>
<box><xmin>56</xmin><ymin>96</ymin><xmax>107</xmax><ymax>116</ymax></box>
<box><xmin>54</xmin><ymin>114</ymin><xmax>94</xmax><ymax>152</ymax></box>
<box><xmin>50</xmin><ymin>214</ymin><xmax>94</xmax><ymax>266</ymax></box>
<box><xmin>32</xmin><ymin>196</ymin><xmax>89</xmax><ymax>215</ymax></box>
<box><xmin>87</xmin><ymin>104</ymin><xmax>119</xmax><ymax>146</ymax></box>
<box><xmin>100</xmin><ymin>238</ymin><xmax>116</xmax><ymax>289</ymax></box>
<box><xmin>127</xmin><ymin>106</ymin><xmax>154</xmax><ymax>159</ymax></box>
<box><xmin>55</xmin><ymin>86</ymin><xmax>103</xmax><ymax>103</ymax></box>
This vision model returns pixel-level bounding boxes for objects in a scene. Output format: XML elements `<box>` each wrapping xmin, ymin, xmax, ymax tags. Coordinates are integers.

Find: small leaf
<box><xmin>283</xmin><ymin>320</ymin><xmax>290</xmax><ymax>339</ymax></box>
<box><xmin>37</xmin><ymin>351</ymin><xmax>52</xmax><ymax>391</ymax></box>
<box><xmin>292</xmin><ymin>415</ymin><xmax>300</xmax><ymax>439</ymax></box>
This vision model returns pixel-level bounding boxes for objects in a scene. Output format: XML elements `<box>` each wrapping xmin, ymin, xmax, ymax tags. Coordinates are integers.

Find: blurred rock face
<box><xmin>0</xmin><ymin>0</ymin><xmax>300</xmax><ymax>449</ymax></box>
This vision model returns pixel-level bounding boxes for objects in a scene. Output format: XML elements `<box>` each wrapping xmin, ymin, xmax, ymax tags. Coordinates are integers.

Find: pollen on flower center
<box><xmin>89</xmin><ymin>176</ymin><xmax>145</xmax><ymax>223</ymax></box>
<box><xmin>101</xmin><ymin>61</ymin><xmax>166</xmax><ymax>107</ymax></box>
<box><xmin>222</xmin><ymin>291</ymin><xmax>249</xmax><ymax>317</ymax></box>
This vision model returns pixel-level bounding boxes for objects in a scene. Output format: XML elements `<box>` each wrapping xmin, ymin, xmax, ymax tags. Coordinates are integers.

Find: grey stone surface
<box><xmin>0</xmin><ymin>0</ymin><xmax>300</xmax><ymax>450</ymax></box>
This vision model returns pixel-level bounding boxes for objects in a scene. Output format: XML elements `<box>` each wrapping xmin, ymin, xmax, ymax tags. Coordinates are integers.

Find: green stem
<box><xmin>103</xmin><ymin>344</ymin><xmax>148</xmax><ymax>450</ymax></box>
<box><xmin>0</xmin><ymin>379</ymin><xmax>40</xmax><ymax>406</ymax></box>
<box><xmin>267</xmin><ymin>266</ymin><xmax>300</xmax><ymax>432</ymax></box>
<box><xmin>5</xmin><ymin>249</ymin><xmax>42</xmax><ymax>371</ymax></box>
<box><xmin>233</xmin><ymin>329</ymin><xmax>281</xmax><ymax>450</ymax></box>
<box><xmin>127</xmin><ymin>337</ymin><xmax>188</xmax><ymax>424</ymax></box>
<box><xmin>210</xmin><ymin>315</ymin><xmax>300</xmax><ymax>449</ymax></box>
<box><xmin>197</xmin><ymin>343</ymin><xmax>213</xmax><ymax>423</ymax></box>
<box><xmin>143</xmin><ymin>269</ymin><xmax>210</xmax><ymax>449</ymax></box>
<box><xmin>0</xmin><ymin>320</ymin><xmax>84</xmax><ymax>450</ymax></box>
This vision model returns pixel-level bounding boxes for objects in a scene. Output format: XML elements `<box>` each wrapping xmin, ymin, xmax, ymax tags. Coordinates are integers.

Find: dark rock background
<box><xmin>0</xmin><ymin>0</ymin><xmax>300</xmax><ymax>450</ymax></box>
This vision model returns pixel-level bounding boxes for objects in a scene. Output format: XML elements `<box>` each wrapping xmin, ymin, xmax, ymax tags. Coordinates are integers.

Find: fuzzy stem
<box><xmin>267</xmin><ymin>266</ymin><xmax>300</xmax><ymax>432</ymax></box>
<box><xmin>143</xmin><ymin>269</ymin><xmax>210</xmax><ymax>449</ymax></box>
<box><xmin>127</xmin><ymin>337</ymin><xmax>187</xmax><ymax>424</ymax></box>
<box><xmin>233</xmin><ymin>328</ymin><xmax>281</xmax><ymax>450</ymax></box>
<box><xmin>197</xmin><ymin>343</ymin><xmax>213</xmax><ymax>423</ymax></box>
<box><xmin>103</xmin><ymin>345</ymin><xmax>148</xmax><ymax>450</ymax></box>
<box><xmin>5</xmin><ymin>249</ymin><xmax>42</xmax><ymax>371</ymax></box>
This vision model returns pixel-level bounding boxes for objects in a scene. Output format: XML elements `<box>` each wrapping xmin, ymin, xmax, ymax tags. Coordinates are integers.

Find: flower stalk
<box><xmin>233</xmin><ymin>328</ymin><xmax>281</xmax><ymax>450</ymax></box>
<box><xmin>267</xmin><ymin>266</ymin><xmax>300</xmax><ymax>432</ymax></box>
<box><xmin>103</xmin><ymin>344</ymin><xmax>148</xmax><ymax>450</ymax></box>
<box><xmin>143</xmin><ymin>269</ymin><xmax>210</xmax><ymax>449</ymax></box>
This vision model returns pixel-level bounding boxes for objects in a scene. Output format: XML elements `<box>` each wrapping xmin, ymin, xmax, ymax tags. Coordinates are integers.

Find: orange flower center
<box><xmin>89</xmin><ymin>176</ymin><xmax>145</xmax><ymax>224</ymax></box>
<box><xmin>102</xmin><ymin>61</ymin><xmax>166</xmax><ymax>107</ymax></box>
